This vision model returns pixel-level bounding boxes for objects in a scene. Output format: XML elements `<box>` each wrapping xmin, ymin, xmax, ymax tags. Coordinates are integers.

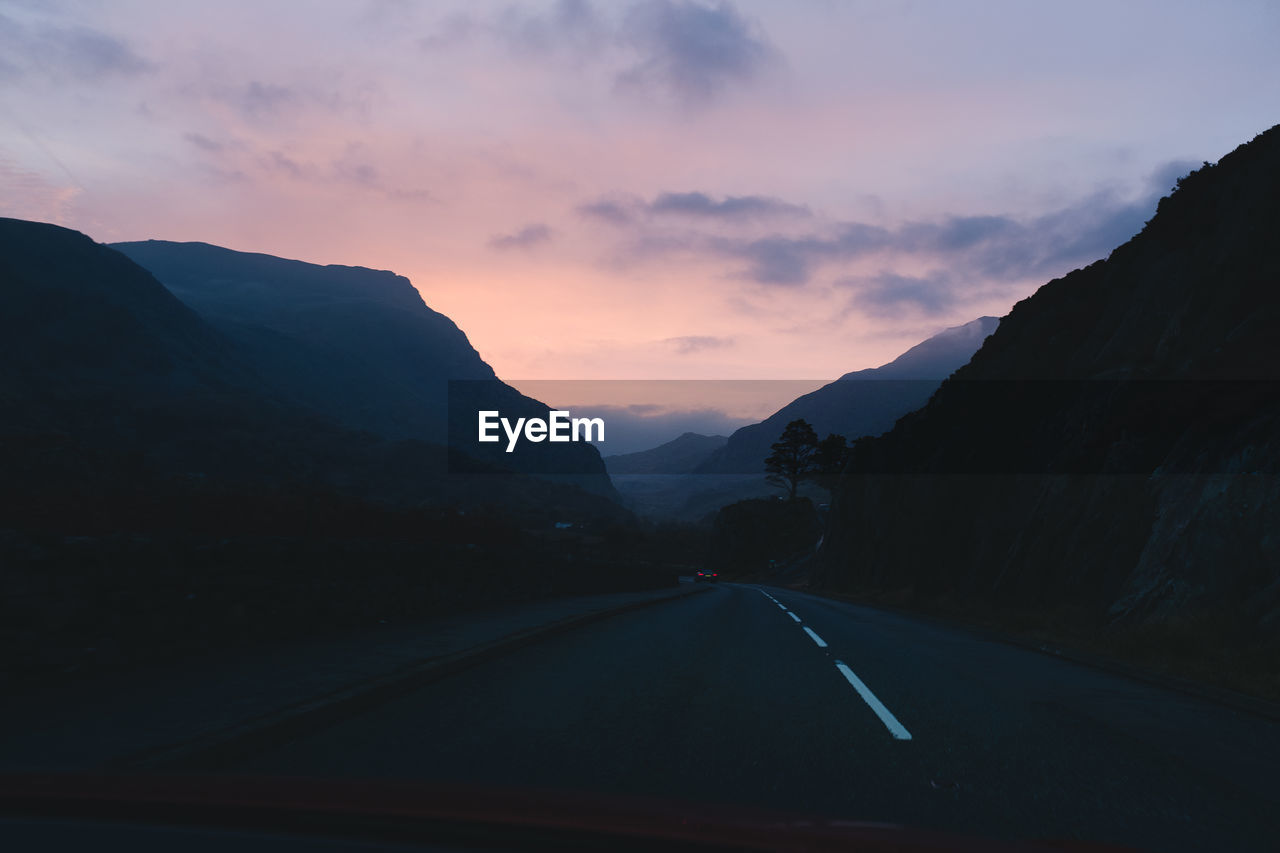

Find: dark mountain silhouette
<box><xmin>0</xmin><ymin>218</ymin><xmax>293</xmax><ymax>488</ymax></box>
<box><xmin>837</xmin><ymin>316</ymin><xmax>1000</xmax><ymax>381</ymax></box>
<box><xmin>109</xmin><ymin>241</ymin><xmax>494</xmax><ymax>440</ymax></box>
<box><xmin>2</xmin><ymin>222</ymin><xmax>244</xmax><ymax>399</ymax></box>
<box><xmin>821</xmin><ymin>124</ymin><xmax>1280</xmax><ymax>646</ymax></box>
<box><xmin>607</xmin><ymin>321</ymin><xmax>997</xmax><ymax>521</ymax></box>
<box><xmin>0</xmin><ymin>219</ymin><xmax>619</xmax><ymax>517</ymax></box>
<box><xmin>605</xmin><ymin>432</ymin><xmax>728</xmax><ymax>475</ymax></box>
<box><xmin>111</xmin><ymin>240</ymin><xmax>614</xmax><ymax>495</ymax></box>
<box><xmin>696</xmin><ymin>316</ymin><xmax>999</xmax><ymax>474</ymax></box>
<box><xmin>1</xmin><ymin>220</ymin><xmax>683</xmax><ymax>682</ymax></box>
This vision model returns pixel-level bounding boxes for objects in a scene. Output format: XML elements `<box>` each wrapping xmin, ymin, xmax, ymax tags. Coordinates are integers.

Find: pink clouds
<box><xmin>1</xmin><ymin>1</ymin><xmax>1278</xmax><ymax>385</ymax></box>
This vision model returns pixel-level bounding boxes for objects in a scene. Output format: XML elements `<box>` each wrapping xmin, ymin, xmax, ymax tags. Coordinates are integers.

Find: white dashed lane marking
<box><xmin>835</xmin><ymin>661</ymin><xmax>913</xmax><ymax>741</ymax></box>
<box><xmin>756</xmin><ymin>586</ymin><xmax>912</xmax><ymax>742</ymax></box>
<box><xmin>802</xmin><ymin>627</ymin><xmax>828</xmax><ymax>648</ymax></box>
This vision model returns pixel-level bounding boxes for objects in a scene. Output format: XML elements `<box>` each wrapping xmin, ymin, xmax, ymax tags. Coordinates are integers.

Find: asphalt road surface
<box><xmin>231</xmin><ymin>583</ymin><xmax>1280</xmax><ymax>851</ymax></box>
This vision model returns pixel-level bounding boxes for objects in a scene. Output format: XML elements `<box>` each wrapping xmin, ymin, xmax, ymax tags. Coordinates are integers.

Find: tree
<box><xmin>764</xmin><ymin>419</ymin><xmax>819</xmax><ymax>500</ymax></box>
<box><xmin>812</xmin><ymin>433</ymin><xmax>850</xmax><ymax>492</ymax></box>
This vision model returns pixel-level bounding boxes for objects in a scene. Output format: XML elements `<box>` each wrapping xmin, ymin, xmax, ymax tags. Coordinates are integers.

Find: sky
<box><xmin>3</xmin><ymin>0</ymin><xmax>1279</xmax><ymax>399</ymax></box>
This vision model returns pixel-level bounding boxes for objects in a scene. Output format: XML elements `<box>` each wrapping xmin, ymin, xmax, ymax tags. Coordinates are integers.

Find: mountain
<box><xmin>1</xmin><ymin>220</ymin><xmax>244</xmax><ymax>402</ymax></box>
<box><xmin>0</xmin><ymin>219</ymin><xmax>621</xmax><ymax>522</ymax></box>
<box><xmin>605</xmin><ymin>432</ymin><xmax>728</xmax><ymax>475</ymax></box>
<box><xmin>111</xmin><ymin>240</ymin><xmax>614</xmax><ymax>495</ymax></box>
<box><xmin>820</xmin><ymin>124</ymin><xmax>1280</xmax><ymax>640</ymax></box>
<box><xmin>605</xmin><ymin>320</ymin><xmax>998</xmax><ymax>521</ymax></box>
<box><xmin>838</xmin><ymin>316</ymin><xmax>1000</xmax><ymax>381</ymax></box>
<box><xmin>0</xmin><ymin>219</ymin><xmax>660</xmax><ymax>681</ymax></box>
<box><xmin>0</xmin><ymin>217</ymin><xmax>294</xmax><ymax>488</ymax></box>
<box><xmin>109</xmin><ymin>241</ymin><xmax>493</xmax><ymax>441</ymax></box>
<box><xmin>696</xmin><ymin>316</ymin><xmax>999</xmax><ymax>474</ymax></box>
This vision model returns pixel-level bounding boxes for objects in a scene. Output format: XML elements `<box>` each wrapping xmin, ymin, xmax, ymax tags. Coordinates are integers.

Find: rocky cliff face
<box><xmin>820</xmin><ymin>124</ymin><xmax>1280</xmax><ymax>641</ymax></box>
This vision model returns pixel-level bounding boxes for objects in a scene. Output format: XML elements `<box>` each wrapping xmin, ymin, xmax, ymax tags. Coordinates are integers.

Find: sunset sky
<box><xmin>3</xmin><ymin>0</ymin><xmax>1279</xmax><ymax>392</ymax></box>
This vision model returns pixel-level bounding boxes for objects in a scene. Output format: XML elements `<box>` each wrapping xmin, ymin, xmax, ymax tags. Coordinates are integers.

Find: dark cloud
<box><xmin>965</xmin><ymin>169</ymin><xmax>1195</xmax><ymax>284</ymax></box>
<box><xmin>206</xmin><ymin>138</ymin><xmax>429</xmax><ymax>201</ymax></box>
<box><xmin>716</xmin><ymin>223</ymin><xmax>892</xmax><ymax>285</ymax></box>
<box><xmin>578</xmin><ymin>190</ymin><xmax>806</xmax><ymax>229</ymax></box>
<box><xmin>489</xmin><ymin>223</ymin><xmax>554</xmax><ymax>250</ymax></box>
<box><xmin>580</xmin><ymin>160</ymin><xmax>1193</xmax><ymax>322</ymax></box>
<box><xmin>577</xmin><ymin>196</ymin><xmax>638</xmax><ymax>225</ymax></box>
<box><xmin>650</xmin><ymin>191</ymin><xmax>809</xmax><ymax>220</ymax></box>
<box><xmin>579</xmin><ymin>182</ymin><xmax>1162</xmax><ymax>288</ymax></box>
<box><xmin>1148</xmin><ymin>159</ymin><xmax>1203</xmax><ymax>196</ymax></box>
<box><xmin>194</xmin><ymin>163</ymin><xmax>249</xmax><ymax>185</ymax></box>
<box><xmin>196</xmin><ymin>78</ymin><xmax>363</xmax><ymax>125</ymax></box>
<box><xmin>239</xmin><ymin>81</ymin><xmax>299</xmax><ymax>119</ymax></box>
<box><xmin>419</xmin><ymin>1</ymin><xmax>604</xmax><ymax>58</ymax></box>
<box><xmin>418</xmin><ymin>1</ymin><xmax>775</xmax><ymax>106</ymax></box>
<box><xmin>331</xmin><ymin>143</ymin><xmax>381</xmax><ymax>187</ymax></box>
<box><xmin>664</xmin><ymin>335</ymin><xmax>734</xmax><ymax>354</ymax></box>
<box><xmin>727</xmin><ymin>235</ymin><xmax>818</xmax><ymax>285</ymax></box>
<box><xmin>57</xmin><ymin>26</ymin><xmax>151</xmax><ymax>78</ymax></box>
<box><xmin>616</xmin><ymin>0</ymin><xmax>775</xmax><ymax>104</ymax></box>
<box><xmin>388</xmin><ymin>187</ymin><xmax>437</xmax><ymax>203</ymax></box>
<box><xmin>498</xmin><ymin>0</ymin><xmax>606</xmax><ymax>58</ymax></box>
<box><xmin>844</xmin><ymin>271</ymin><xmax>957</xmax><ymax>318</ymax></box>
<box><xmin>183</xmin><ymin>132</ymin><xmax>224</xmax><ymax>153</ymax></box>
<box><xmin>0</xmin><ymin>15</ymin><xmax>152</xmax><ymax>82</ymax></box>
<box><xmin>1005</xmin><ymin>160</ymin><xmax>1197</xmax><ymax>278</ymax></box>
<box><xmin>1018</xmin><ymin>190</ymin><xmax>1146</xmax><ymax>277</ymax></box>
<box><xmin>418</xmin><ymin>12</ymin><xmax>480</xmax><ymax>50</ymax></box>
<box><xmin>897</xmin><ymin>215</ymin><xmax>1019</xmax><ymax>253</ymax></box>
<box><xmin>725</xmin><ymin>168</ymin><xmax>1188</xmax><ymax>288</ymax></box>
<box><xmin>262</xmin><ymin>150</ymin><xmax>305</xmax><ymax>179</ymax></box>
<box><xmin>335</xmin><ymin>160</ymin><xmax>378</xmax><ymax>186</ymax></box>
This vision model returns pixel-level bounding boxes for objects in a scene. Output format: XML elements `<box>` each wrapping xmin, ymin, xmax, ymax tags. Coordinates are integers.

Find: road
<box><xmin>230</xmin><ymin>583</ymin><xmax>1280</xmax><ymax>851</ymax></box>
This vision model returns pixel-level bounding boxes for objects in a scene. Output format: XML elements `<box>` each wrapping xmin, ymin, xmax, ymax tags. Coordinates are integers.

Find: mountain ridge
<box><xmin>695</xmin><ymin>316</ymin><xmax>999</xmax><ymax>475</ymax></box>
<box><xmin>605</xmin><ymin>432</ymin><xmax>728</xmax><ymax>475</ymax></box>
<box><xmin>2</xmin><ymin>218</ymin><xmax>619</xmax><ymax>514</ymax></box>
<box><xmin>112</xmin><ymin>239</ymin><xmax>616</xmax><ymax>496</ymax></box>
<box><xmin>821</xmin><ymin>123</ymin><xmax>1280</xmax><ymax>642</ymax></box>
<box><xmin>840</xmin><ymin>316</ymin><xmax>1000</xmax><ymax>380</ymax></box>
